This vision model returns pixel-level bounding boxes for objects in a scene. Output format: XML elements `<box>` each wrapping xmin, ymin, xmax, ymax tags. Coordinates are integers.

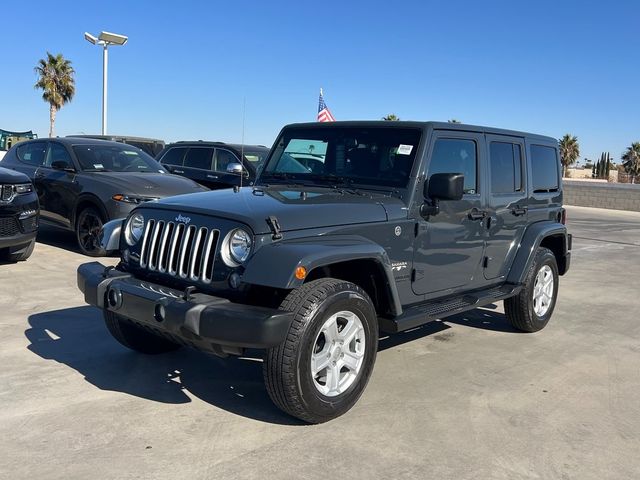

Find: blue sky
<box><xmin>1</xmin><ymin>0</ymin><xmax>638</xmax><ymax>162</ymax></box>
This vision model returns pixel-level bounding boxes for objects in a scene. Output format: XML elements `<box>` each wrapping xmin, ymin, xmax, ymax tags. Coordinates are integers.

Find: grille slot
<box><xmin>139</xmin><ymin>220</ymin><xmax>219</xmax><ymax>284</ymax></box>
<box><xmin>1</xmin><ymin>185</ymin><xmax>14</xmax><ymax>202</ymax></box>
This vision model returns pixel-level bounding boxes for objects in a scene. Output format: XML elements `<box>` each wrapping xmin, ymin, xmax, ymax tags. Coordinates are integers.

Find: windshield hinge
<box><xmin>266</xmin><ymin>216</ymin><xmax>283</xmax><ymax>240</ymax></box>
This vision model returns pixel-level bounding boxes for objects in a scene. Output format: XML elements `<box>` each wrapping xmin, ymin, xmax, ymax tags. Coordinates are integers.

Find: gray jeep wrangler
<box><xmin>78</xmin><ymin>121</ymin><xmax>571</xmax><ymax>423</ymax></box>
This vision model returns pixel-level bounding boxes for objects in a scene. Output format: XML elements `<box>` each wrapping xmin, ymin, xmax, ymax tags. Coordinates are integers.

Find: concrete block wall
<box><xmin>563</xmin><ymin>180</ymin><xmax>640</xmax><ymax>211</ymax></box>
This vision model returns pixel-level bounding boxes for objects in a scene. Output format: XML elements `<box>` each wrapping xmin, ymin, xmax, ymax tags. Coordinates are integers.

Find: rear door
<box><xmin>158</xmin><ymin>146</ymin><xmax>188</xmax><ymax>176</ymax></box>
<box><xmin>483</xmin><ymin>135</ymin><xmax>528</xmax><ymax>279</ymax></box>
<box><xmin>181</xmin><ymin>147</ymin><xmax>215</xmax><ymax>186</ymax></box>
<box><xmin>412</xmin><ymin>131</ymin><xmax>487</xmax><ymax>296</ymax></box>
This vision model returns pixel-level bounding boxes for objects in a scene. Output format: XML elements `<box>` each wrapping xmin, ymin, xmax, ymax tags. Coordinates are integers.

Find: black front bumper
<box><xmin>77</xmin><ymin>262</ymin><xmax>294</xmax><ymax>355</ymax></box>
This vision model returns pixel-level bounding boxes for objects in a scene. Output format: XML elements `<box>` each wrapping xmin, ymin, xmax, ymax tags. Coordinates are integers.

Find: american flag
<box><xmin>317</xmin><ymin>88</ymin><xmax>335</xmax><ymax>122</ymax></box>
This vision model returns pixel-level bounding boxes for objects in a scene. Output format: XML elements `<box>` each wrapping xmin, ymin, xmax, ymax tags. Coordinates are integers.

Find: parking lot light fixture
<box><xmin>83</xmin><ymin>30</ymin><xmax>128</xmax><ymax>135</ymax></box>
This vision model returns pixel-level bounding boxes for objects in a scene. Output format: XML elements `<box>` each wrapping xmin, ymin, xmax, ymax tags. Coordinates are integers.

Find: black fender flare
<box><xmin>73</xmin><ymin>194</ymin><xmax>109</xmax><ymax>228</ymax></box>
<box><xmin>507</xmin><ymin>221</ymin><xmax>570</xmax><ymax>284</ymax></box>
<box><xmin>242</xmin><ymin>235</ymin><xmax>403</xmax><ymax>316</ymax></box>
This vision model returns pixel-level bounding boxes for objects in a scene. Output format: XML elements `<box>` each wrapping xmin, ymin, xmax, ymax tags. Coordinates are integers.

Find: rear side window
<box><xmin>160</xmin><ymin>147</ymin><xmax>187</xmax><ymax>166</ymax></box>
<box><xmin>183</xmin><ymin>148</ymin><xmax>213</xmax><ymax>170</ymax></box>
<box><xmin>428</xmin><ymin>138</ymin><xmax>477</xmax><ymax>194</ymax></box>
<box><xmin>16</xmin><ymin>142</ymin><xmax>47</xmax><ymax>166</ymax></box>
<box><xmin>45</xmin><ymin>142</ymin><xmax>73</xmax><ymax>168</ymax></box>
<box><xmin>531</xmin><ymin>145</ymin><xmax>559</xmax><ymax>192</ymax></box>
<box><xmin>490</xmin><ymin>142</ymin><xmax>523</xmax><ymax>193</ymax></box>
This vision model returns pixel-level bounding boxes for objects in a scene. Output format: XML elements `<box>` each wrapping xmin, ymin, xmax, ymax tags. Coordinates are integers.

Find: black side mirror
<box><xmin>421</xmin><ymin>173</ymin><xmax>464</xmax><ymax>217</ymax></box>
<box><xmin>51</xmin><ymin>160</ymin><xmax>75</xmax><ymax>172</ymax></box>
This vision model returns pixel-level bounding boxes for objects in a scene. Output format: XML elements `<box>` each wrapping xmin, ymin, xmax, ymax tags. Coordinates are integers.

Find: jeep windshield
<box><xmin>260</xmin><ymin>126</ymin><xmax>422</xmax><ymax>189</ymax></box>
<box><xmin>73</xmin><ymin>144</ymin><xmax>166</xmax><ymax>173</ymax></box>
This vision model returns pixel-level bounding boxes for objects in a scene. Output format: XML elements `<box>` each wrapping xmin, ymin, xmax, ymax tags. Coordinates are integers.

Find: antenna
<box><xmin>240</xmin><ymin>97</ymin><xmax>246</xmax><ymax>190</ymax></box>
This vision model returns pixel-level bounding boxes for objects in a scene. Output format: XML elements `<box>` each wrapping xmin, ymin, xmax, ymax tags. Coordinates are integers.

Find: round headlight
<box><xmin>228</xmin><ymin>228</ymin><xmax>252</xmax><ymax>264</ymax></box>
<box><xmin>125</xmin><ymin>213</ymin><xmax>145</xmax><ymax>246</ymax></box>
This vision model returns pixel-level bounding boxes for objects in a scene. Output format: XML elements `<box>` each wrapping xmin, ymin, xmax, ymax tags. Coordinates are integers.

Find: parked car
<box><xmin>0</xmin><ymin>166</ymin><xmax>39</xmax><ymax>262</ymax></box>
<box><xmin>1</xmin><ymin>138</ymin><xmax>207</xmax><ymax>256</ymax></box>
<box><xmin>156</xmin><ymin>141</ymin><xmax>269</xmax><ymax>190</ymax></box>
<box><xmin>67</xmin><ymin>135</ymin><xmax>165</xmax><ymax>157</ymax></box>
<box><xmin>78</xmin><ymin>121</ymin><xmax>571</xmax><ymax>423</ymax></box>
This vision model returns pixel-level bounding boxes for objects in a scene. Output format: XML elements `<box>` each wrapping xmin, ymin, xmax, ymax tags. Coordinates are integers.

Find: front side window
<box><xmin>160</xmin><ymin>147</ymin><xmax>187</xmax><ymax>166</ymax></box>
<box><xmin>16</xmin><ymin>142</ymin><xmax>47</xmax><ymax>166</ymax></box>
<box><xmin>214</xmin><ymin>149</ymin><xmax>240</xmax><ymax>173</ymax></box>
<box><xmin>531</xmin><ymin>145</ymin><xmax>559</xmax><ymax>192</ymax></box>
<box><xmin>263</xmin><ymin>127</ymin><xmax>422</xmax><ymax>188</ymax></box>
<box><xmin>183</xmin><ymin>148</ymin><xmax>213</xmax><ymax>170</ymax></box>
<box><xmin>490</xmin><ymin>142</ymin><xmax>523</xmax><ymax>193</ymax></box>
<box><xmin>44</xmin><ymin>143</ymin><xmax>73</xmax><ymax>168</ymax></box>
<box><xmin>73</xmin><ymin>144</ymin><xmax>164</xmax><ymax>173</ymax></box>
<box><xmin>428</xmin><ymin>138</ymin><xmax>477</xmax><ymax>194</ymax></box>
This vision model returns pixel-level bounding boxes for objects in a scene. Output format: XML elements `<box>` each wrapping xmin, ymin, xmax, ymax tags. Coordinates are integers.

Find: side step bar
<box><xmin>378</xmin><ymin>283</ymin><xmax>522</xmax><ymax>333</ymax></box>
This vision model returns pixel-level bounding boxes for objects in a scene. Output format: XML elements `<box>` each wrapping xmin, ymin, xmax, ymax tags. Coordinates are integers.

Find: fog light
<box><xmin>229</xmin><ymin>273</ymin><xmax>241</xmax><ymax>289</ymax></box>
<box><xmin>107</xmin><ymin>288</ymin><xmax>122</xmax><ymax>309</ymax></box>
<box><xmin>154</xmin><ymin>303</ymin><xmax>166</xmax><ymax>322</ymax></box>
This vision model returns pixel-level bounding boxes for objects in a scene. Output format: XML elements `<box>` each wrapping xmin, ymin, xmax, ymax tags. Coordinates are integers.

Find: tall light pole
<box><xmin>84</xmin><ymin>31</ymin><xmax>128</xmax><ymax>135</ymax></box>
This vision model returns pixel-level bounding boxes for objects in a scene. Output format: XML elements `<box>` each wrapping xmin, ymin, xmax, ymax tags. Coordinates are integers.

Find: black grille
<box><xmin>0</xmin><ymin>185</ymin><xmax>13</xmax><ymax>202</ymax></box>
<box><xmin>139</xmin><ymin>220</ymin><xmax>220</xmax><ymax>284</ymax></box>
<box><xmin>0</xmin><ymin>217</ymin><xmax>20</xmax><ymax>237</ymax></box>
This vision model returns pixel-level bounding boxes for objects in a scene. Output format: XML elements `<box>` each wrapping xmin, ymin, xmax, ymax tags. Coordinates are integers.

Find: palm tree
<box><xmin>558</xmin><ymin>134</ymin><xmax>580</xmax><ymax>177</ymax></box>
<box><xmin>34</xmin><ymin>52</ymin><xmax>75</xmax><ymax>137</ymax></box>
<box><xmin>622</xmin><ymin>142</ymin><xmax>640</xmax><ymax>183</ymax></box>
<box><xmin>382</xmin><ymin>114</ymin><xmax>399</xmax><ymax>121</ymax></box>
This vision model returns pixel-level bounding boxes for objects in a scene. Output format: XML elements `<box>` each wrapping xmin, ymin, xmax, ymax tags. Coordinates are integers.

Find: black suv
<box><xmin>78</xmin><ymin>121</ymin><xmax>571</xmax><ymax>423</ymax></box>
<box><xmin>1</xmin><ymin>138</ymin><xmax>206</xmax><ymax>256</ymax></box>
<box><xmin>0</xmin><ymin>166</ymin><xmax>39</xmax><ymax>262</ymax></box>
<box><xmin>156</xmin><ymin>141</ymin><xmax>269</xmax><ymax>190</ymax></box>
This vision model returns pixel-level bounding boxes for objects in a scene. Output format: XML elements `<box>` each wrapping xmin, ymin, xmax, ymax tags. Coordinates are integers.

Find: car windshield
<box><xmin>73</xmin><ymin>144</ymin><xmax>165</xmax><ymax>173</ymax></box>
<box><xmin>261</xmin><ymin>126</ymin><xmax>422</xmax><ymax>189</ymax></box>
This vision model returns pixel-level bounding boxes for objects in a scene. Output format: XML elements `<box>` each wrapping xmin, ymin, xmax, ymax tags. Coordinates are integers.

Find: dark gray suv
<box><xmin>77</xmin><ymin>121</ymin><xmax>571</xmax><ymax>423</ymax></box>
<box><xmin>1</xmin><ymin>138</ymin><xmax>207</xmax><ymax>256</ymax></box>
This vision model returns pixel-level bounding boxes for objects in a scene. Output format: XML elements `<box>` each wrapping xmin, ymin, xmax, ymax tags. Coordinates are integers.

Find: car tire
<box><xmin>5</xmin><ymin>239</ymin><xmax>35</xmax><ymax>262</ymax></box>
<box><xmin>103</xmin><ymin>311</ymin><xmax>182</xmax><ymax>354</ymax></box>
<box><xmin>264</xmin><ymin>278</ymin><xmax>378</xmax><ymax>423</ymax></box>
<box><xmin>76</xmin><ymin>206</ymin><xmax>107</xmax><ymax>257</ymax></box>
<box><xmin>505</xmin><ymin>247</ymin><xmax>559</xmax><ymax>332</ymax></box>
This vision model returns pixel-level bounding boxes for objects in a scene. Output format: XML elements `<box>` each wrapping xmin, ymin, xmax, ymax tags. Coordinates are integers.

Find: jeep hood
<box><xmin>147</xmin><ymin>186</ymin><xmax>405</xmax><ymax>234</ymax></box>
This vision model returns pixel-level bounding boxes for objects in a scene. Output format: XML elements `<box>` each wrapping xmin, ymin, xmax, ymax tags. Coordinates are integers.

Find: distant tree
<box><xmin>448</xmin><ymin>119</ymin><xmax>461</xmax><ymax>123</ymax></box>
<box><xmin>592</xmin><ymin>163</ymin><xmax>596</xmax><ymax>177</ymax></box>
<box><xmin>308</xmin><ymin>144</ymin><xmax>315</xmax><ymax>154</ymax></box>
<box><xmin>34</xmin><ymin>52</ymin><xmax>75</xmax><ymax>137</ymax></box>
<box><xmin>621</xmin><ymin>142</ymin><xmax>640</xmax><ymax>183</ymax></box>
<box><xmin>558</xmin><ymin>134</ymin><xmax>580</xmax><ymax>177</ymax></box>
<box><xmin>382</xmin><ymin>114</ymin><xmax>400</xmax><ymax>121</ymax></box>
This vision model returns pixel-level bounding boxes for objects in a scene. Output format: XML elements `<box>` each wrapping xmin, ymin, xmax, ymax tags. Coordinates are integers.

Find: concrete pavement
<box><xmin>1</xmin><ymin>206</ymin><xmax>639</xmax><ymax>479</ymax></box>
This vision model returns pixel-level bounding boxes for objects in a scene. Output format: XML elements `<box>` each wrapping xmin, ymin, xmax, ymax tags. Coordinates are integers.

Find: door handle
<box><xmin>511</xmin><ymin>205</ymin><xmax>528</xmax><ymax>216</ymax></box>
<box><xmin>173</xmin><ymin>169</ymin><xmax>184</xmax><ymax>174</ymax></box>
<box><xmin>468</xmin><ymin>208</ymin><xmax>487</xmax><ymax>221</ymax></box>
<box><xmin>206</xmin><ymin>174</ymin><xmax>219</xmax><ymax>179</ymax></box>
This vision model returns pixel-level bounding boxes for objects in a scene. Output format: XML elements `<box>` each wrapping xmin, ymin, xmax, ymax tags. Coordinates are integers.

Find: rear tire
<box><xmin>264</xmin><ymin>278</ymin><xmax>378</xmax><ymax>423</ymax></box>
<box><xmin>104</xmin><ymin>311</ymin><xmax>181</xmax><ymax>354</ymax></box>
<box><xmin>505</xmin><ymin>247</ymin><xmax>559</xmax><ymax>332</ymax></box>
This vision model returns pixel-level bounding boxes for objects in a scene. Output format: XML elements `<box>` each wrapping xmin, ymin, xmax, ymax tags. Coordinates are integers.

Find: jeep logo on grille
<box><xmin>175</xmin><ymin>214</ymin><xmax>191</xmax><ymax>224</ymax></box>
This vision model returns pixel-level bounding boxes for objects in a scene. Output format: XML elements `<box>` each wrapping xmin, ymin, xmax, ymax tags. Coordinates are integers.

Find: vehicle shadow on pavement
<box><xmin>25</xmin><ymin>306</ymin><xmax>303</xmax><ymax>425</ymax></box>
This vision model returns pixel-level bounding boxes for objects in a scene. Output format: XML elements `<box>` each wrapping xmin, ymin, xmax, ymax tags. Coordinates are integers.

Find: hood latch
<box><xmin>266</xmin><ymin>216</ymin><xmax>283</xmax><ymax>240</ymax></box>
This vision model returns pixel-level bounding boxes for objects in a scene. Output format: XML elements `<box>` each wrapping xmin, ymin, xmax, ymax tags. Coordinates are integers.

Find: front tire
<box><xmin>264</xmin><ymin>278</ymin><xmax>378</xmax><ymax>423</ymax></box>
<box><xmin>104</xmin><ymin>311</ymin><xmax>182</xmax><ymax>354</ymax></box>
<box><xmin>76</xmin><ymin>206</ymin><xmax>106</xmax><ymax>257</ymax></box>
<box><xmin>505</xmin><ymin>247</ymin><xmax>559</xmax><ymax>332</ymax></box>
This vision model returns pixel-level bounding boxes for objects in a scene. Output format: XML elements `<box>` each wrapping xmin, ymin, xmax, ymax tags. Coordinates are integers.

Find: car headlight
<box><xmin>223</xmin><ymin>228</ymin><xmax>252</xmax><ymax>266</ymax></box>
<box><xmin>113</xmin><ymin>194</ymin><xmax>159</xmax><ymax>204</ymax></box>
<box><xmin>124</xmin><ymin>213</ymin><xmax>145</xmax><ymax>246</ymax></box>
<box><xmin>15</xmin><ymin>183</ymin><xmax>33</xmax><ymax>194</ymax></box>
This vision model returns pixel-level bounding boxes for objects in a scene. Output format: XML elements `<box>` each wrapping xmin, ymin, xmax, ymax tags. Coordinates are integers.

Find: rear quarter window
<box><xmin>16</xmin><ymin>142</ymin><xmax>47</xmax><ymax>166</ymax></box>
<box><xmin>531</xmin><ymin>145</ymin><xmax>559</xmax><ymax>192</ymax></box>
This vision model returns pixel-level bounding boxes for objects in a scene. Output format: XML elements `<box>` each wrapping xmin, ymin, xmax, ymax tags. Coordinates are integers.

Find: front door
<box><xmin>412</xmin><ymin>132</ymin><xmax>487</xmax><ymax>296</ymax></box>
<box><xmin>483</xmin><ymin>135</ymin><xmax>528</xmax><ymax>279</ymax></box>
<box><xmin>36</xmin><ymin>142</ymin><xmax>79</xmax><ymax>228</ymax></box>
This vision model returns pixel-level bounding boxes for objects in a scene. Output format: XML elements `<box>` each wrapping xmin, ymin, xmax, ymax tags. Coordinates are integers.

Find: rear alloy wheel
<box><xmin>76</xmin><ymin>206</ymin><xmax>106</xmax><ymax>257</ymax></box>
<box><xmin>505</xmin><ymin>247</ymin><xmax>559</xmax><ymax>332</ymax></box>
<box><xmin>264</xmin><ymin>278</ymin><xmax>378</xmax><ymax>423</ymax></box>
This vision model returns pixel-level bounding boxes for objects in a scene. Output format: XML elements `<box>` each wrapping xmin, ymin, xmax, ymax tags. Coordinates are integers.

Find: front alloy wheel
<box><xmin>264</xmin><ymin>278</ymin><xmax>378</xmax><ymax>423</ymax></box>
<box><xmin>76</xmin><ymin>207</ymin><xmax>106</xmax><ymax>257</ymax></box>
